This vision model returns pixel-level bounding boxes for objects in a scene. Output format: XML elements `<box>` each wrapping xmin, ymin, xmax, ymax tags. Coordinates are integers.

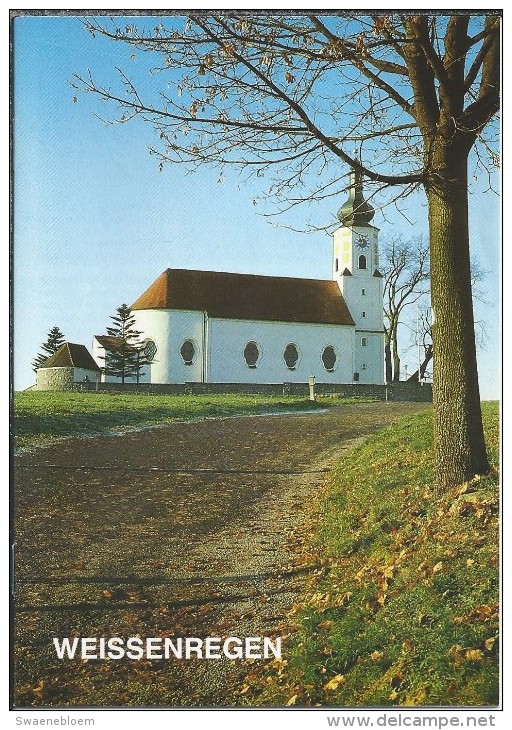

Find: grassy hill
<box><xmin>13</xmin><ymin>391</ymin><xmax>325</xmax><ymax>449</ymax></box>
<box><xmin>250</xmin><ymin>402</ymin><xmax>499</xmax><ymax>707</ymax></box>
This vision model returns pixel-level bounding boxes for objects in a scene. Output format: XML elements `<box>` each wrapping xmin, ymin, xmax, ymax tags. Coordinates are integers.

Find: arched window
<box><xmin>322</xmin><ymin>345</ymin><xmax>337</xmax><ymax>372</ymax></box>
<box><xmin>244</xmin><ymin>341</ymin><xmax>260</xmax><ymax>368</ymax></box>
<box><xmin>283</xmin><ymin>343</ymin><xmax>299</xmax><ymax>370</ymax></box>
<box><xmin>180</xmin><ymin>339</ymin><xmax>196</xmax><ymax>366</ymax></box>
<box><xmin>358</xmin><ymin>254</ymin><xmax>367</xmax><ymax>270</ymax></box>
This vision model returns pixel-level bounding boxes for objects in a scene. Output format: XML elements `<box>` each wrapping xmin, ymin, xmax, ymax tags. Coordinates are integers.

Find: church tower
<box><xmin>333</xmin><ymin>170</ymin><xmax>385</xmax><ymax>384</ymax></box>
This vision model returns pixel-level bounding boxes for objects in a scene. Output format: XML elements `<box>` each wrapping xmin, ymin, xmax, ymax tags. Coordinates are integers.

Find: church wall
<box><xmin>354</xmin><ymin>332</ymin><xmax>385</xmax><ymax>385</ymax></box>
<box><xmin>207</xmin><ymin>318</ymin><xmax>355</xmax><ymax>384</ymax></box>
<box><xmin>333</xmin><ymin>225</ymin><xmax>379</xmax><ymax>280</ymax></box>
<box><xmin>133</xmin><ymin>309</ymin><xmax>205</xmax><ymax>384</ymax></box>
<box><xmin>132</xmin><ymin>309</ymin><xmax>385</xmax><ymax>386</ymax></box>
<box><xmin>339</xmin><ymin>272</ymin><xmax>383</xmax><ymax>334</ymax></box>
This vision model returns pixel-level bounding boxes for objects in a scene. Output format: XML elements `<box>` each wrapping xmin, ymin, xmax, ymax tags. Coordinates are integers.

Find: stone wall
<box><xmin>74</xmin><ymin>380</ymin><xmax>432</xmax><ymax>402</ymax></box>
<box><xmin>37</xmin><ymin>367</ymin><xmax>75</xmax><ymax>391</ymax></box>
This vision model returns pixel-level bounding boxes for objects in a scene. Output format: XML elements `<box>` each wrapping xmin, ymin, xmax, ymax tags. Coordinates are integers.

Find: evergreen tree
<box><xmin>32</xmin><ymin>326</ymin><xmax>66</xmax><ymax>372</ymax></box>
<box><xmin>102</xmin><ymin>304</ymin><xmax>151</xmax><ymax>384</ymax></box>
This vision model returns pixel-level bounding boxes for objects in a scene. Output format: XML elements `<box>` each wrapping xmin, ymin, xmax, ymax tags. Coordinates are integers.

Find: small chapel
<box><xmin>92</xmin><ymin>171</ymin><xmax>385</xmax><ymax>386</ymax></box>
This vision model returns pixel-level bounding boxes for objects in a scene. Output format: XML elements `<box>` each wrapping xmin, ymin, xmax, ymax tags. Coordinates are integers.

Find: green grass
<box><xmin>13</xmin><ymin>391</ymin><xmax>327</xmax><ymax>449</ymax></box>
<box><xmin>253</xmin><ymin>402</ymin><xmax>499</xmax><ymax>707</ymax></box>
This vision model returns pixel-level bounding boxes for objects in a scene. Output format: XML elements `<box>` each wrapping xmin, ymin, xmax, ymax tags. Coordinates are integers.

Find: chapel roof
<box><xmin>94</xmin><ymin>335</ymin><xmax>124</xmax><ymax>352</ymax></box>
<box><xmin>38</xmin><ymin>342</ymin><xmax>101</xmax><ymax>371</ymax></box>
<box><xmin>131</xmin><ymin>268</ymin><xmax>355</xmax><ymax>327</ymax></box>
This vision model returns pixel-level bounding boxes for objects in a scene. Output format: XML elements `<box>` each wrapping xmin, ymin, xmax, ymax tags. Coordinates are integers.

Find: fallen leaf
<box><xmin>318</xmin><ymin>620</ymin><xmax>334</xmax><ymax>630</ymax></box>
<box><xmin>324</xmin><ymin>674</ymin><xmax>346</xmax><ymax>691</ymax></box>
<box><xmin>371</xmin><ymin>650</ymin><xmax>383</xmax><ymax>661</ymax></box>
<box><xmin>465</xmin><ymin>649</ymin><xmax>484</xmax><ymax>662</ymax></box>
<box><xmin>286</xmin><ymin>694</ymin><xmax>298</xmax><ymax>706</ymax></box>
<box><xmin>485</xmin><ymin>636</ymin><xmax>497</xmax><ymax>652</ymax></box>
<box><xmin>391</xmin><ymin>672</ymin><xmax>404</xmax><ymax>689</ymax></box>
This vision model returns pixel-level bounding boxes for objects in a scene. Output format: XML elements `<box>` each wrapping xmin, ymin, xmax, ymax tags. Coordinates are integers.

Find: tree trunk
<box><xmin>392</xmin><ymin>336</ymin><xmax>401</xmax><ymax>382</ymax></box>
<box><xmin>385</xmin><ymin>340</ymin><xmax>392</xmax><ymax>384</ymax></box>
<box><xmin>426</xmin><ymin>152</ymin><xmax>489</xmax><ymax>490</ymax></box>
<box><xmin>407</xmin><ymin>344</ymin><xmax>433</xmax><ymax>382</ymax></box>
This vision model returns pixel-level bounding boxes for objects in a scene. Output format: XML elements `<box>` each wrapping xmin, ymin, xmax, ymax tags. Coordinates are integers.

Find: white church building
<box><xmin>92</xmin><ymin>172</ymin><xmax>385</xmax><ymax>386</ymax></box>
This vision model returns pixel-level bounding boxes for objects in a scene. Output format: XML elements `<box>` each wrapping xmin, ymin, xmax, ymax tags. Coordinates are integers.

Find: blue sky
<box><xmin>12</xmin><ymin>13</ymin><xmax>501</xmax><ymax>398</ymax></box>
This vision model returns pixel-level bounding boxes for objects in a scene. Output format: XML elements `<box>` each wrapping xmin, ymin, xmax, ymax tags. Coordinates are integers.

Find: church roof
<box><xmin>38</xmin><ymin>342</ymin><xmax>101</xmax><ymax>371</ymax></box>
<box><xmin>132</xmin><ymin>268</ymin><xmax>355</xmax><ymax>327</ymax></box>
<box><xmin>337</xmin><ymin>168</ymin><xmax>375</xmax><ymax>226</ymax></box>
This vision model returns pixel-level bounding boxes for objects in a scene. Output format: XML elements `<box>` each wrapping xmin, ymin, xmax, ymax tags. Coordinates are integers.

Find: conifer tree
<box><xmin>32</xmin><ymin>326</ymin><xmax>66</xmax><ymax>372</ymax></box>
<box><xmin>102</xmin><ymin>304</ymin><xmax>151</xmax><ymax>384</ymax></box>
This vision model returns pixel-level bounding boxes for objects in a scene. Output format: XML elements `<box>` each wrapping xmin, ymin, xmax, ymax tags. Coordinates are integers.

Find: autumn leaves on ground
<box><xmin>251</xmin><ymin>403</ymin><xmax>499</xmax><ymax>707</ymax></box>
<box><xmin>13</xmin><ymin>394</ymin><xmax>499</xmax><ymax>707</ymax></box>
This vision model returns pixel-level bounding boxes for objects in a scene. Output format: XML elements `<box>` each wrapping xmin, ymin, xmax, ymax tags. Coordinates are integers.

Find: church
<box><xmin>92</xmin><ymin>171</ymin><xmax>385</xmax><ymax>386</ymax></box>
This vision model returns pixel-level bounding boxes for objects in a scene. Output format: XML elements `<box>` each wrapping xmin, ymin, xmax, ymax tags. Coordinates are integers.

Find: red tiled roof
<box><xmin>39</xmin><ymin>343</ymin><xmax>101</xmax><ymax>371</ymax></box>
<box><xmin>132</xmin><ymin>269</ymin><xmax>355</xmax><ymax>326</ymax></box>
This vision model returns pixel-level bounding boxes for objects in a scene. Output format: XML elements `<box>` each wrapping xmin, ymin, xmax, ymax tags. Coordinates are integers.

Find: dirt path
<box><xmin>13</xmin><ymin>401</ymin><xmax>427</xmax><ymax>707</ymax></box>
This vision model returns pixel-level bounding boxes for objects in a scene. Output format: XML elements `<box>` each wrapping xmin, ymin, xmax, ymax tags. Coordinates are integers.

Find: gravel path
<box><xmin>13</xmin><ymin>401</ymin><xmax>427</xmax><ymax>707</ymax></box>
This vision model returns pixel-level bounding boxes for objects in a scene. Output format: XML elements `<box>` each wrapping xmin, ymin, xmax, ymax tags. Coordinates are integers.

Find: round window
<box><xmin>143</xmin><ymin>339</ymin><xmax>157</xmax><ymax>362</ymax></box>
<box><xmin>322</xmin><ymin>345</ymin><xmax>337</xmax><ymax>372</ymax></box>
<box><xmin>244</xmin><ymin>341</ymin><xmax>260</xmax><ymax>368</ymax></box>
<box><xmin>180</xmin><ymin>339</ymin><xmax>196</xmax><ymax>366</ymax></box>
<box><xmin>283</xmin><ymin>343</ymin><xmax>299</xmax><ymax>370</ymax></box>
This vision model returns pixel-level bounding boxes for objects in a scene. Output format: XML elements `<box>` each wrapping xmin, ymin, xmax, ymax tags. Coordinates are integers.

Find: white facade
<box><xmin>131</xmin><ymin>310</ymin><xmax>204</xmax><ymax>384</ymax></box>
<box><xmin>333</xmin><ymin>223</ymin><xmax>385</xmax><ymax>385</ymax></box>
<box><xmin>208</xmin><ymin>318</ymin><xmax>354</xmax><ymax>384</ymax></box>
<box><xmin>129</xmin><ymin>310</ymin><xmax>355</xmax><ymax>385</ymax></box>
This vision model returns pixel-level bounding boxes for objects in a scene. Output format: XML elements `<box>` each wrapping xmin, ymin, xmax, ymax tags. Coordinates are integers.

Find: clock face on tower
<box><xmin>356</xmin><ymin>234</ymin><xmax>370</xmax><ymax>250</ymax></box>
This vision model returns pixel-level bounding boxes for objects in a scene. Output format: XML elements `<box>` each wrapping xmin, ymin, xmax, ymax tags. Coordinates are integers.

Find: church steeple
<box><xmin>337</xmin><ymin>168</ymin><xmax>375</xmax><ymax>227</ymax></box>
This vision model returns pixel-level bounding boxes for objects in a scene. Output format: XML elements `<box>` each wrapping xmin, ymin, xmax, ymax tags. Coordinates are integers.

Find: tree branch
<box><xmin>307</xmin><ymin>15</ymin><xmax>414</xmax><ymax>116</ymax></box>
<box><xmin>464</xmin><ymin>24</ymin><xmax>499</xmax><ymax>93</ymax></box>
<box><xmin>191</xmin><ymin>14</ymin><xmax>422</xmax><ymax>185</ymax></box>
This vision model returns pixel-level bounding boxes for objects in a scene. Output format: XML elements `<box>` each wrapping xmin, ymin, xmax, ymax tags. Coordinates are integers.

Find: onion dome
<box><xmin>337</xmin><ymin>168</ymin><xmax>375</xmax><ymax>226</ymax></box>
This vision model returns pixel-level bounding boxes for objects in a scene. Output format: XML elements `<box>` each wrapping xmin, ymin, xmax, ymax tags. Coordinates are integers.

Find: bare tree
<box><xmin>407</xmin><ymin>305</ymin><xmax>434</xmax><ymax>383</ymax></box>
<box><xmin>72</xmin><ymin>13</ymin><xmax>500</xmax><ymax>490</ymax></box>
<box><xmin>381</xmin><ymin>236</ymin><xmax>429</xmax><ymax>383</ymax></box>
<box><xmin>407</xmin><ymin>256</ymin><xmax>488</xmax><ymax>382</ymax></box>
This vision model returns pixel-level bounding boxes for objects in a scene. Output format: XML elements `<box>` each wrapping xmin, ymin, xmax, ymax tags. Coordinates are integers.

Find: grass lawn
<box><xmin>250</xmin><ymin>402</ymin><xmax>499</xmax><ymax>707</ymax></box>
<box><xmin>13</xmin><ymin>391</ymin><xmax>327</xmax><ymax>449</ymax></box>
